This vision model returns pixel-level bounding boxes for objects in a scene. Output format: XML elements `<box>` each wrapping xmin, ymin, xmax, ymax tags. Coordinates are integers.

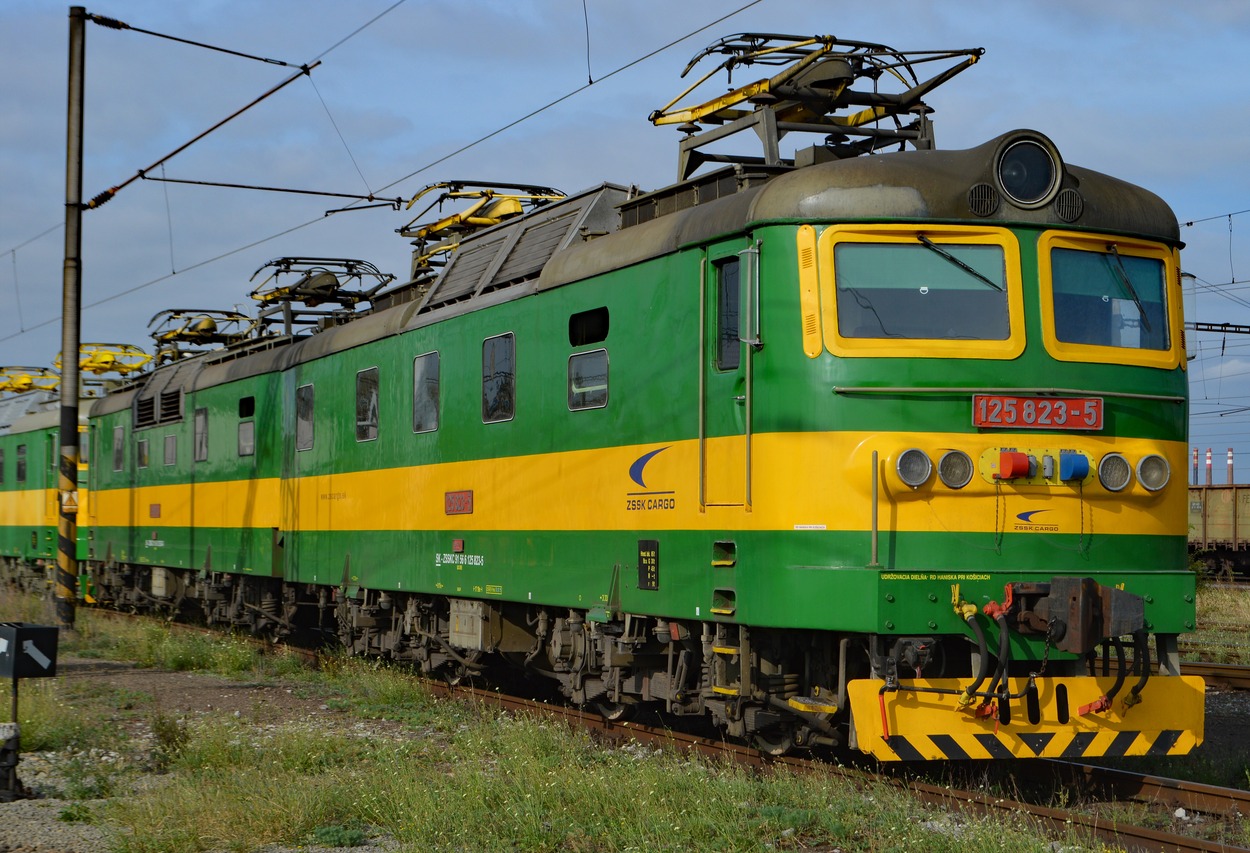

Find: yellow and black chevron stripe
<box><xmin>848</xmin><ymin>675</ymin><xmax>1204</xmax><ymax>761</ymax></box>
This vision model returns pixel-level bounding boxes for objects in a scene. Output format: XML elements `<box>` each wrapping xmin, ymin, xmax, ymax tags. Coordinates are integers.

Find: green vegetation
<box><xmin>0</xmin><ymin>592</ymin><xmax>1197</xmax><ymax>851</ymax></box>
<box><xmin>1187</xmin><ymin>584</ymin><xmax>1250</xmax><ymax>664</ymax></box>
<box><xmin>102</xmin><ymin>708</ymin><xmax>1071</xmax><ymax>853</ymax></box>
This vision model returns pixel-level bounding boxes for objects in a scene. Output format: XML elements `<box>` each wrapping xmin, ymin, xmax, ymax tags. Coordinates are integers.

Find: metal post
<box><xmin>56</xmin><ymin>7</ymin><xmax>87</xmax><ymax>630</ymax></box>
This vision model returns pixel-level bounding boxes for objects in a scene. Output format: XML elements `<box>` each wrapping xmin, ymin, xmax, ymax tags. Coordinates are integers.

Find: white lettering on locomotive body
<box><xmin>434</xmin><ymin>552</ymin><xmax>485</xmax><ymax>567</ymax></box>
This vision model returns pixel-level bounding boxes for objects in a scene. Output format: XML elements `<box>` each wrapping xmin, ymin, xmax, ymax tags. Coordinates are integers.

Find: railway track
<box><xmin>1184</xmin><ymin>661</ymin><xmax>1250</xmax><ymax>690</ymax></box>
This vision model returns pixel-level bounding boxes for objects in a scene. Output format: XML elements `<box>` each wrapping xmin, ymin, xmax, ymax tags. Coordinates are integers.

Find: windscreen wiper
<box><xmin>916</xmin><ymin>235</ymin><xmax>1003</xmax><ymax>291</ymax></box>
<box><xmin>1104</xmin><ymin>244</ymin><xmax>1151</xmax><ymax>333</ymax></box>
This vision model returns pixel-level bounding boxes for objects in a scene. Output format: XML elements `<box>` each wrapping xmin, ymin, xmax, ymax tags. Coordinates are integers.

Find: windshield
<box><xmin>834</xmin><ymin>242</ymin><xmax>1009</xmax><ymax>340</ymax></box>
<box><xmin>1050</xmin><ymin>246</ymin><xmax>1168</xmax><ymax>350</ymax></box>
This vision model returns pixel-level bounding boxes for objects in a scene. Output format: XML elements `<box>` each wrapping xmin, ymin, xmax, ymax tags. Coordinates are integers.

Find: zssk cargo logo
<box><xmin>625</xmin><ymin>446</ymin><xmax>676</xmax><ymax>512</ymax></box>
<box><xmin>1013</xmin><ymin>509</ymin><xmax>1059</xmax><ymax>532</ymax></box>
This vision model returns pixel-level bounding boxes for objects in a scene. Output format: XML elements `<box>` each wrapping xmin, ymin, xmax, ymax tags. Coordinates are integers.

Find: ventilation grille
<box><xmin>417</xmin><ymin>185</ymin><xmax>627</xmax><ymax>316</ymax></box>
<box><xmin>159</xmin><ymin>390</ymin><xmax>181</xmax><ymax>422</ymax></box>
<box><xmin>135</xmin><ymin>397</ymin><xmax>156</xmax><ymax>428</ymax></box>
<box><xmin>967</xmin><ymin>183</ymin><xmax>1000</xmax><ymax>217</ymax></box>
<box><xmin>1054</xmin><ymin>188</ymin><xmax>1084</xmax><ymax>223</ymax></box>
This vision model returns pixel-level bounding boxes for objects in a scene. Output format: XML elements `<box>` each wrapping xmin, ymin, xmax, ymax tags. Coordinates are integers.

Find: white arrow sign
<box><xmin>22</xmin><ymin>641</ymin><xmax>50</xmax><ymax>670</ymax></box>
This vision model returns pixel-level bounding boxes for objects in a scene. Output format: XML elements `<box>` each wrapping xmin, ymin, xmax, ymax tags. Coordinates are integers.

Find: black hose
<box><xmin>987</xmin><ymin>613</ymin><xmax>1011</xmax><ymax>696</ymax></box>
<box><xmin>963</xmin><ymin>614</ymin><xmax>991</xmax><ymax>696</ymax></box>
<box><xmin>1104</xmin><ymin>639</ymin><xmax>1128</xmax><ymax>703</ymax></box>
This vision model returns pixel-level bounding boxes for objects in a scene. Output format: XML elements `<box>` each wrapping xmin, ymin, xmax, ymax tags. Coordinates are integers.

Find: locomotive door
<box><xmin>700</xmin><ymin>244</ymin><xmax>755</xmax><ymax>509</ymax></box>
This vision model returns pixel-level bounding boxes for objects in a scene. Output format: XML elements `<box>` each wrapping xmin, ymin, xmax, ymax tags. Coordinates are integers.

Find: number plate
<box><xmin>973</xmin><ymin>395</ymin><xmax>1103</xmax><ymax>430</ymax></box>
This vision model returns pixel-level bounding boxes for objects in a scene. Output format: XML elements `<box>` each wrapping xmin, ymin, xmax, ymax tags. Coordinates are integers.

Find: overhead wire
<box><xmin>308</xmin><ymin>75</ymin><xmax>374</xmax><ymax>196</ymax></box>
<box><xmin>86</xmin><ymin>13</ymin><xmax>300</xmax><ymax>67</ymax></box>
<box><xmin>0</xmin><ymin>2</ymin><xmax>764</xmax><ymax>347</ymax></box>
<box><xmin>374</xmin><ymin>0</ymin><xmax>766</xmax><ymax>194</ymax></box>
<box><xmin>160</xmin><ymin>163</ymin><xmax>176</xmax><ymax>274</ymax></box>
<box><xmin>582</xmin><ymin>0</ymin><xmax>594</xmax><ymax>84</ymax></box>
<box><xmin>8</xmin><ymin>248</ymin><xmax>23</xmax><ymax>333</ymax></box>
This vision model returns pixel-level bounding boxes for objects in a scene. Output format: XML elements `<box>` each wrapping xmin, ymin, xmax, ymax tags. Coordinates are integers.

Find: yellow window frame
<box><xmin>817</xmin><ymin>224</ymin><xmax>1025</xmax><ymax>359</ymax></box>
<box><xmin>1037</xmin><ymin>231</ymin><xmax>1182</xmax><ymax>370</ymax></box>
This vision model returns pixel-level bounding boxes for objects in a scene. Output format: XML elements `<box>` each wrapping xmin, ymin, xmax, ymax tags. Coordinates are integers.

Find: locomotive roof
<box><xmin>1</xmin><ymin>391</ymin><xmax>91</xmax><ymax>434</ymax></box>
<box><xmin>540</xmin><ymin>130</ymin><xmax>1180</xmax><ymax>290</ymax></box>
<box><xmin>0</xmin><ymin>391</ymin><xmax>57</xmax><ymax>434</ymax></box>
<box><xmin>92</xmin><ymin>130</ymin><xmax>1180</xmax><ymax>412</ymax></box>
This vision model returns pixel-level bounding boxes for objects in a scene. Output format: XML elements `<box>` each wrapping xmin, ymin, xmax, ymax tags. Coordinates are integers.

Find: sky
<box><xmin>3</xmin><ymin>0</ymin><xmax>1250</xmax><ymax>480</ymax></box>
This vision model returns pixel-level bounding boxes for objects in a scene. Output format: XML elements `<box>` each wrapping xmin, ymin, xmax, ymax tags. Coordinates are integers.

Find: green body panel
<box><xmin>281</xmin><ymin>524</ymin><xmax>1192</xmax><ymax>642</ymax></box>
<box><xmin>92</xmin><ymin>523</ymin><xmax>277</xmax><ymax>576</ymax></box>
<box><xmin>89</xmin><ymin>371</ymin><xmax>286</xmax><ymax>576</ymax></box>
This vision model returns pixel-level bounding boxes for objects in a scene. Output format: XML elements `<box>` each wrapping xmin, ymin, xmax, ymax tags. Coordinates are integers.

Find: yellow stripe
<box><xmin>92</xmin><ymin>479</ymin><xmax>280</xmax><ymax>529</ymax></box>
<box><xmin>87</xmin><ymin>432</ymin><xmax>1185</xmax><ymax>537</ymax></box>
<box><xmin>0</xmin><ymin>489</ymin><xmax>58</xmax><ymax>527</ymax></box>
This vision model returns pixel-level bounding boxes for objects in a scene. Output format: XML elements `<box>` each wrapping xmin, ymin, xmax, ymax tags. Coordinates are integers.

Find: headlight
<box><xmin>1098</xmin><ymin>453</ymin><xmax>1132</xmax><ymax>492</ymax></box>
<box><xmin>897</xmin><ymin>449</ymin><xmax>932</xmax><ymax>488</ymax></box>
<box><xmin>937</xmin><ymin>450</ymin><xmax>974</xmax><ymax>489</ymax></box>
<box><xmin>1136</xmin><ymin>454</ymin><xmax>1170</xmax><ymax>491</ymax></box>
<box><xmin>996</xmin><ymin>135</ymin><xmax>1061</xmax><ymax>208</ymax></box>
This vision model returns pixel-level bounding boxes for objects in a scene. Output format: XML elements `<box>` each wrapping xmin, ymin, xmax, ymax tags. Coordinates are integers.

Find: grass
<box><xmin>103</xmin><ymin>710</ymin><xmax>1073</xmax><ymax>853</ymax></box>
<box><xmin>1187</xmin><ymin>583</ymin><xmax>1250</xmax><ymax>664</ymax></box>
<box><xmin>0</xmin><ymin>589</ymin><xmax>1234</xmax><ymax>851</ymax></box>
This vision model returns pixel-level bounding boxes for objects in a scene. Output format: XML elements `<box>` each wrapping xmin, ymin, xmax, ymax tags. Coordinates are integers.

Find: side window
<box><xmin>413</xmin><ymin>352</ymin><xmax>440</xmax><ymax>433</ymax></box>
<box><xmin>193</xmin><ymin>408</ymin><xmax>208</xmax><ymax>462</ymax></box>
<box><xmin>136</xmin><ymin>439</ymin><xmax>149</xmax><ymax>469</ymax></box>
<box><xmin>239</xmin><ymin>395</ymin><xmax>255</xmax><ymax>457</ymax></box>
<box><xmin>356</xmin><ymin>367</ymin><xmax>379</xmax><ymax>442</ymax></box>
<box><xmin>716</xmin><ymin>259</ymin><xmax>741</xmax><ymax>371</ymax></box>
<box><xmin>569</xmin><ymin>307</ymin><xmax>609</xmax><ymax>346</ymax></box>
<box><xmin>164</xmin><ymin>435</ymin><xmax>177</xmax><ymax>466</ymax></box>
<box><xmin>112</xmin><ymin>425</ymin><xmax>124</xmax><ymax>472</ymax></box>
<box><xmin>16</xmin><ymin>445</ymin><xmax>26</xmax><ymax>483</ymax></box>
<box><xmin>568</xmin><ymin>349</ymin><xmax>608</xmax><ymax>410</ymax></box>
<box><xmin>238</xmin><ymin>422</ymin><xmax>255</xmax><ymax>457</ymax></box>
<box><xmin>296</xmin><ymin>384</ymin><xmax>314</xmax><ymax>451</ymax></box>
<box><xmin>482</xmin><ymin>333</ymin><xmax>515</xmax><ymax>423</ymax></box>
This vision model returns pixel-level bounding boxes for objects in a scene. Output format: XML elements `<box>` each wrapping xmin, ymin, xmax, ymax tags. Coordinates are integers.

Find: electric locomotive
<box><xmin>75</xmin><ymin>34</ymin><xmax>1201</xmax><ymax>760</ymax></box>
<box><xmin>0</xmin><ymin>350</ymin><xmax>152</xmax><ymax>594</ymax></box>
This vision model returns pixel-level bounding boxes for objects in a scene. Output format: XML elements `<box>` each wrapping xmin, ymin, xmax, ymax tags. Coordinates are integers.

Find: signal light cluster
<box><xmin>895</xmin><ymin>448</ymin><xmax>1170</xmax><ymax>492</ymax></box>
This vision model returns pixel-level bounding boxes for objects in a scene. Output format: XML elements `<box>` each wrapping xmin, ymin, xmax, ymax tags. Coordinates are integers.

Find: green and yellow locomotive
<box><xmin>0</xmin><ymin>350</ymin><xmax>147</xmax><ymax>593</ymax></box>
<box><xmin>70</xmin><ymin>35</ymin><xmax>1208</xmax><ymax>759</ymax></box>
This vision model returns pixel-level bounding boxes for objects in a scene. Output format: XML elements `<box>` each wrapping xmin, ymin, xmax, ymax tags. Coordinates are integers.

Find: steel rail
<box><xmin>1181</xmin><ymin>661</ymin><xmax>1250</xmax><ymax>690</ymax></box>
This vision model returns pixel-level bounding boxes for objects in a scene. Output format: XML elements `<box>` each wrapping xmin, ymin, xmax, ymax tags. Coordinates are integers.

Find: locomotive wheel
<box><xmin>594</xmin><ymin>698</ymin><xmax>636</xmax><ymax>723</ymax></box>
<box><xmin>753</xmin><ymin>726</ymin><xmax>795</xmax><ymax>757</ymax></box>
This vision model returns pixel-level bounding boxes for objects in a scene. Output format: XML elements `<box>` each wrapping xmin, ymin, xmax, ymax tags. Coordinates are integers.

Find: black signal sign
<box><xmin>0</xmin><ymin>625</ymin><xmax>58</xmax><ymax>680</ymax></box>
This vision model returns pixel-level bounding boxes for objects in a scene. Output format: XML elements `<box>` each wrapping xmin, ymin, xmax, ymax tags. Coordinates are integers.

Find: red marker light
<box><xmin>996</xmin><ymin>451</ymin><xmax>1031</xmax><ymax>479</ymax></box>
